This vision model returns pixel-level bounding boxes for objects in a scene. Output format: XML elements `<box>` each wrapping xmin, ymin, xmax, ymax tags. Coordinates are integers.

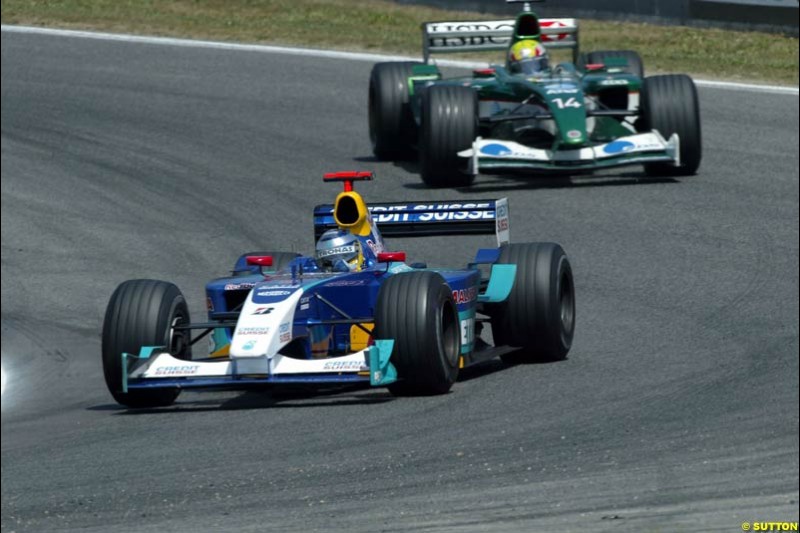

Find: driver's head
<box><xmin>315</xmin><ymin>229</ymin><xmax>364</xmax><ymax>272</ymax></box>
<box><xmin>508</xmin><ymin>39</ymin><xmax>549</xmax><ymax>75</ymax></box>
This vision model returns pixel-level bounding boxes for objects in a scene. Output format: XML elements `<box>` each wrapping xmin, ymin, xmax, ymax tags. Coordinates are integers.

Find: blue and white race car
<box><xmin>102</xmin><ymin>171</ymin><xmax>575</xmax><ymax>407</ymax></box>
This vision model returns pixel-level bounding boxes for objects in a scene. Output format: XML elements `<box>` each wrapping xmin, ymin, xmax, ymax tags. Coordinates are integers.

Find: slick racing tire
<box><xmin>585</xmin><ymin>50</ymin><xmax>644</xmax><ymax>78</ymax></box>
<box><xmin>369</xmin><ymin>61</ymin><xmax>424</xmax><ymax>160</ymax></box>
<box><xmin>102</xmin><ymin>280</ymin><xmax>192</xmax><ymax>408</ymax></box>
<box><xmin>490</xmin><ymin>243</ymin><xmax>575</xmax><ymax>364</ymax></box>
<box><xmin>375</xmin><ymin>271</ymin><xmax>461</xmax><ymax>396</ymax></box>
<box><xmin>419</xmin><ymin>85</ymin><xmax>477</xmax><ymax>188</ymax></box>
<box><xmin>232</xmin><ymin>251</ymin><xmax>301</xmax><ymax>276</ymax></box>
<box><xmin>639</xmin><ymin>74</ymin><xmax>702</xmax><ymax>176</ymax></box>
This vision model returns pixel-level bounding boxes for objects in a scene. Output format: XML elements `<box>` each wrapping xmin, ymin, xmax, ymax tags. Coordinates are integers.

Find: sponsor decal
<box><xmin>480</xmin><ymin>143</ymin><xmax>513</xmax><ymax>157</ymax></box>
<box><xmin>323</xmin><ymin>360</ymin><xmax>368</xmax><ymax>371</ymax></box>
<box><xmin>633</xmin><ymin>140</ymin><xmax>664</xmax><ymax>151</ymax></box>
<box><xmin>154</xmin><ymin>365</ymin><xmax>200</xmax><ymax>376</ymax></box>
<box><xmin>371</xmin><ymin>202</ymin><xmax>496</xmax><ymax>222</ymax></box>
<box><xmin>237</xmin><ymin>327</ymin><xmax>269</xmax><ymax>336</ymax></box>
<box><xmin>324</xmin><ymin>279</ymin><xmax>370</xmax><ymax>287</ymax></box>
<box><xmin>546</xmin><ymin>87</ymin><xmax>579</xmax><ymax>94</ymax></box>
<box><xmin>279</xmin><ymin>332</ymin><xmax>291</xmax><ymax>343</ymax></box>
<box><xmin>540</xmin><ymin>19</ymin><xmax>572</xmax><ymax>42</ymax></box>
<box><xmin>242</xmin><ymin>340</ymin><xmax>256</xmax><ymax>351</ymax></box>
<box><xmin>427</xmin><ymin>34</ymin><xmax>510</xmax><ymax>49</ymax></box>
<box><xmin>599</xmin><ymin>79</ymin><xmax>628</xmax><ymax>86</ymax></box>
<box><xmin>224</xmin><ymin>282</ymin><xmax>256</xmax><ymax>291</ymax></box>
<box><xmin>371</xmin><ymin>206</ymin><xmax>412</xmax><ymax>224</ymax></box>
<box><xmin>414</xmin><ymin>202</ymin><xmax>494</xmax><ymax>222</ymax></box>
<box><xmin>279</xmin><ymin>322</ymin><xmax>290</xmax><ymax>333</ymax></box>
<box><xmin>603</xmin><ymin>140</ymin><xmax>635</xmax><ymax>154</ymax></box>
<box><xmin>496</xmin><ymin>202</ymin><xmax>509</xmax><ymax>232</ymax></box>
<box><xmin>567</xmin><ymin>130</ymin><xmax>583</xmax><ymax>139</ymax></box>
<box><xmin>317</xmin><ymin>245</ymin><xmax>357</xmax><ymax>258</ymax></box>
<box><xmin>256</xmin><ymin>290</ymin><xmax>292</xmax><ymax>298</ymax></box>
<box><xmin>252</xmin><ymin>307</ymin><xmax>274</xmax><ymax>315</ymax></box>
<box><xmin>452</xmin><ymin>287</ymin><xmax>478</xmax><ymax>305</ymax></box>
<box><xmin>426</xmin><ymin>21</ymin><xmax>513</xmax><ymax>34</ymax></box>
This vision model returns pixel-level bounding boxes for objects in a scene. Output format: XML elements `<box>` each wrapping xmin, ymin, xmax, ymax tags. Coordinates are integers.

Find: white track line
<box><xmin>2</xmin><ymin>24</ymin><xmax>798</xmax><ymax>95</ymax></box>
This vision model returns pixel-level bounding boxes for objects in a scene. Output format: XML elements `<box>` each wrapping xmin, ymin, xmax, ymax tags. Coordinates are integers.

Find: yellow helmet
<box><xmin>508</xmin><ymin>39</ymin><xmax>550</xmax><ymax>75</ymax></box>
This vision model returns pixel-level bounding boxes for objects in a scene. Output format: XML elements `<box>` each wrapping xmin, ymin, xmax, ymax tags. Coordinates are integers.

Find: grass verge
<box><xmin>2</xmin><ymin>0</ymin><xmax>798</xmax><ymax>85</ymax></box>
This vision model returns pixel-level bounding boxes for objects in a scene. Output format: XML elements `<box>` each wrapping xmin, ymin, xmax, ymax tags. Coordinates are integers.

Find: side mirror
<box><xmin>246</xmin><ymin>256</ymin><xmax>273</xmax><ymax>267</ymax></box>
<box><xmin>246</xmin><ymin>255</ymin><xmax>273</xmax><ymax>275</ymax></box>
<box><xmin>377</xmin><ymin>252</ymin><xmax>406</xmax><ymax>263</ymax></box>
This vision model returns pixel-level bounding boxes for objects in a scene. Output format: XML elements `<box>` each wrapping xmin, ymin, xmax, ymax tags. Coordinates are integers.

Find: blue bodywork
<box><xmin>123</xmin><ymin>190</ymin><xmax>517</xmax><ymax>392</ymax></box>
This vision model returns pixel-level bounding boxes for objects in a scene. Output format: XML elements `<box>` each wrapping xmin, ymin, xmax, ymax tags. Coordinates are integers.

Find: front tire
<box><xmin>419</xmin><ymin>85</ymin><xmax>477</xmax><ymax>188</ymax></box>
<box><xmin>368</xmin><ymin>61</ymin><xmax>424</xmax><ymax>160</ymax></box>
<box><xmin>639</xmin><ymin>74</ymin><xmax>702</xmax><ymax>176</ymax></box>
<box><xmin>102</xmin><ymin>280</ymin><xmax>192</xmax><ymax>408</ymax></box>
<box><xmin>490</xmin><ymin>243</ymin><xmax>575</xmax><ymax>364</ymax></box>
<box><xmin>374</xmin><ymin>271</ymin><xmax>460</xmax><ymax>395</ymax></box>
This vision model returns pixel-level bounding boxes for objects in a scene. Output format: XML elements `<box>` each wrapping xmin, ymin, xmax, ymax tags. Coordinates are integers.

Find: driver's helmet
<box><xmin>508</xmin><ymin>39</ymin><xmax>550</xmax><ymax>75</ymax></box>
<box><xmin>315</xmin><ymin>229</ymin><xmax>364</xmax><ymax>272</ymax></box>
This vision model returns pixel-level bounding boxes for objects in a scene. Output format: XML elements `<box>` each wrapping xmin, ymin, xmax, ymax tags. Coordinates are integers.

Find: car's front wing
<box><xmin>121</xmin><ymin>341</ymin><xmax>397</xmax><ymax>391</ymax></box>
<box><xmin>459</xmin><ymin>131</ymin><xmax>679</xmax><ymax>174</ymax></box>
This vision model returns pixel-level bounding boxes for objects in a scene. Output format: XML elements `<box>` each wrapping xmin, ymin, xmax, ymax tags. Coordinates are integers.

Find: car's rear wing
<box><xmin>422</xmin><ymin>18</ymin><xmax>579</xmax><ymax>63</ymax></box>
<box><xmin>314</xmin><ymin>198</ymin><xmax>510</xmax><ymax>247</ymax></box>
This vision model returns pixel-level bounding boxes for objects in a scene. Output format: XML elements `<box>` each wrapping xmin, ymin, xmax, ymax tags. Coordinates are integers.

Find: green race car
<box><xmin>368</xmin><ymin>0</ymin><xmax>702</xmax><ymax>187</ymax></box>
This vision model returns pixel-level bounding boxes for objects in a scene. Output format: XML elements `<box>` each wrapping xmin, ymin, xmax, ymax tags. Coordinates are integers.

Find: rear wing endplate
<box><xmin>314</xmin><ymin>198</ymin><xmax>510</xmax><ymax>247</ymax></box>
<box><xmin>422</xmin><ymin>18</ymin><xmax>579</xmax><ymax>63</ymax></box>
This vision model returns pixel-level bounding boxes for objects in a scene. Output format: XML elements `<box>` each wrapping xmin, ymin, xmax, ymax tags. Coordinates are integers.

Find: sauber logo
<box><xmin>252</xmin><ymin>307</ymin><xmax>274</xmax><ymax>315</ymax></box>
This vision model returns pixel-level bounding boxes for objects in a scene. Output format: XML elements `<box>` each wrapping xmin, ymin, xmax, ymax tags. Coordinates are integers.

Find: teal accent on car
<box><xmin>369</xmin><ymin>340</ymin><xmax>398</xmax><ymax>386</ymax></box>
<box><xmin>121</xmin><ymin>346</ymin><xmax>164</xmax><ymax>393</ymax></box>
<box><xmin>478</xmin><ymin>264</ymin><xmax>516</xmax><ymax>303</ymax></box>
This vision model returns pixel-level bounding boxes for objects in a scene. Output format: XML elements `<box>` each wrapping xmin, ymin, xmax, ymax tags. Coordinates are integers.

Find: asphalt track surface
<box><xmin>1</xmin><ymin>30</ymin><xmax>798</xmax><ymax>533</ymax></box>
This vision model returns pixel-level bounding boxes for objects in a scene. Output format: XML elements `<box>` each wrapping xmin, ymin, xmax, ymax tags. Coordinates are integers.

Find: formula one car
<box><xmin>368</xmin><ymin>0</ymin><xmax>702</xmax><ymax>187</ymax></box>
<box><xmin>101</xmin><ymin>171</ymin><xmax>575</xmax><ymax>408</ymax></box>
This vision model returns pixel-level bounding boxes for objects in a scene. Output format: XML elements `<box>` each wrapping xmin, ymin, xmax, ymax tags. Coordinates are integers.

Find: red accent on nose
<box><xmin>473</xmin><ymin>68</ymin><xmax>496</xmax><ymax>76</ymax></box>
<box><xmin>377</xmin><ymin>252</ymin><xmax>406</xmax><ymax>263</ymax></box>
<box><xmin>246</xmin><ymin>256</ymin><xmax>273</xmax><ymax>267</ymax></box>
<box><xmin>585</xmin><ymin>63</ymin><xmax>605</xmax><ymax>70</ymax></box>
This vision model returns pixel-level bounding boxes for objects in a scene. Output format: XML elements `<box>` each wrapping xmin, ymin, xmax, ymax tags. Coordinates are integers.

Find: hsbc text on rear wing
<box><xmin>314</xmin><ymin>199</ymin><xmax>510</xmax><ymax>247</ymax></box>
<box><xmin>422</xmin><ymin>18</ymin><xmax>579</xmax><ymax>63</ymax></box>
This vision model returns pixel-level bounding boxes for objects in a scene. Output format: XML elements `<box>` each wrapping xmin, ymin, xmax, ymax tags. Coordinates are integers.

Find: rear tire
<box><xmin>232</xmin><ymin>251</ymin><xmax>300</xmax><ymax>275</ymax></box>
<box><xmin>375</xmin><ymin>271</ymin><xmax>460</xmax><ymax>395</ymax></box>
<box><xmin>490</xmin><ymin>243</ymin><xmax>575</xmax><ymax>364</ymax></box>
<box><xmin>102</xmin><ymin>280</ymin><xmax>192</xmax><ymax>408</ymax></box>
<box><xmin>419</xmin><ymin>85</ymin><xmax>477</xmax><ymax>188</ymax></box>
<box><xmin>585</xmin><ymin>50</ymin><xmax>644</xmax><ymax>78</ymax></box>
<box><xmin>368</xmin><ymin>61</ymin><xmax>424</xmax><ymax>160</ymax></box>
<box><xmin>639</xmin><ymin>74</ymin><xmax>702</xmax><ymax>176</ymax></box>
